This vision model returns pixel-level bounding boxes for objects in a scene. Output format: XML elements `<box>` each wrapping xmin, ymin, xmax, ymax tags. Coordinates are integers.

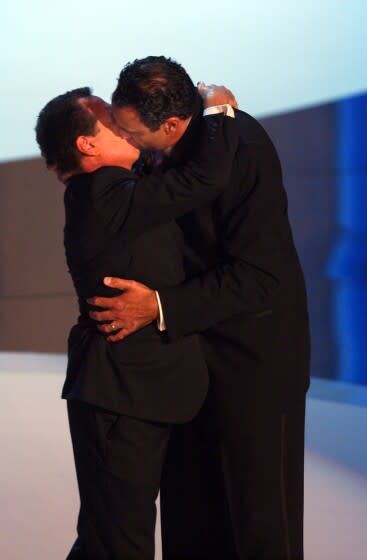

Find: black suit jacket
<box><xmin>62</xmin><ymin>113</ymin><xmax>239</xmax><ymax>422</ymax></box>
<box><xmin>159</xmin><ymin>100</ymin><xmax>310</xmax><ymax>408</ymax></box>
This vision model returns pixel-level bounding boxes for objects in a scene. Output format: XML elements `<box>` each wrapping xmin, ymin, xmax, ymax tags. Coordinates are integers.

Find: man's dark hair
<box><xmin>112</xmin><ymin>56</ymin><xmax>196</xmax><ymax>131</ymax></box>
<box><xmin>35</xmin><ymin>87</ymin><xmax>96</xmax><ymax>175</ymax></box>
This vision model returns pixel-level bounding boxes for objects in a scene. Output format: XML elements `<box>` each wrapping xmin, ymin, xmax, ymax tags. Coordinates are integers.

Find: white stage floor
<box><xmin>1</xmin><ymin>352</ymin><xmax>366</xmax><ymax>560</ymax></box>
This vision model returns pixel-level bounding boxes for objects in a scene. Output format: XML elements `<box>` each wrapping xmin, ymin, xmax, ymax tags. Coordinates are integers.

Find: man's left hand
<box><xmin>198</xmin><ymin>81</ymin><xmax>238</xmax><ymax>109</ymax></box>
<box><xmin>87</xmin><ymin>277</ymin><xmax>159</xmax><ymax>342</ymax></box>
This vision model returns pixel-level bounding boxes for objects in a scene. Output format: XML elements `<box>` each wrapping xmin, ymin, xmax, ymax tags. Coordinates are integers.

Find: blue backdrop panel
<box><xmin>261</xmin><ymin>91</ymin><xmax>367</xmax><ymax>386</ymax></box>
<box><xmin>327</xmin><ymin>94</ymin><xmax>367</xmax><ymax>384</ymax></box>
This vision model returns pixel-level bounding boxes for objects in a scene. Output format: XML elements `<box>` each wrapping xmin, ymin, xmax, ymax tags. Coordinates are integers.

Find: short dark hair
<box><xmin>35</xmin><ymin>87</ymin><xmax>97</xmax><ymax>175</ymax></box>
<box><xmin>112</xmin><ymin>56</ymin><xmax>196</xmax><ymax>131</ymax></box>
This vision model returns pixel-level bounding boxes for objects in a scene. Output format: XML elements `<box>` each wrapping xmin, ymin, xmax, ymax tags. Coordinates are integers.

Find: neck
<box><xmin>80</xmin><ymin>157</ymin><xmax>133</xmax><ymax>174</ymax></box>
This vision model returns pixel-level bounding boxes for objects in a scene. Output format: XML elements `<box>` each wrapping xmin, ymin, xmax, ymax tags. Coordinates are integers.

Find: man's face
<box><xmin>112</xmin><ymin>105</ymin><xmax>172</xmax><ymax>151</ymax></box>
<box><xmin>82</xmin><ymin>97</ymin><xmax>140</xmax><ymax>168</ymax></box>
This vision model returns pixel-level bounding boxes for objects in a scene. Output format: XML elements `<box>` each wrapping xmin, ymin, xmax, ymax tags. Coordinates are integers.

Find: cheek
<box><xmin>130</xmin><ymin>145</ymin><xmax>140</xmax><ymax>160</ymax></box>
<box><xmin>142</xmin><ymin>134</ymin><xmax>163</xmax><ymax>149</ymax></box>
<box><xmin>115</xmin><ymin>136</ymin><xmax>136</xmax><ymax>154</ymax></box>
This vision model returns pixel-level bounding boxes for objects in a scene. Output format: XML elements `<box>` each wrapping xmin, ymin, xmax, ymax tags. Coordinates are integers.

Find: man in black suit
<box><xmin>35</xmin><ymin>85</ymin><xmax>239</xmax><ymax>559</ymax></box>
<box><xmin>89</xmin><ymin>56</ymin><xmax>310</xmax><ymax>559</ymax></box>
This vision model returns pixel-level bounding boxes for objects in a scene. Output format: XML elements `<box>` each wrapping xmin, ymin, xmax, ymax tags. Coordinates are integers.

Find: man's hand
<box><xmin>198</xmin><ymin>81</ymin><xmax>238</xmax><ymax>109</ymax></box>
<box><xmin>87</xmin><ymin>277</ymin><xmax>159</xmax><ymax>342</ymax></box>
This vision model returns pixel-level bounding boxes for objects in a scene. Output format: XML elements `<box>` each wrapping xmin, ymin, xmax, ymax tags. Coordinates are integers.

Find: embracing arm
<box><xmin>157</xmin><ymin>143</ymin><xmax>288</xmax><ymax>338</ymax></box>
<box><xmin>96</xmin><ymin>109</ymin><xmax>238</xmax><ymax>240</ymax></box>
<box><xmin>89</xmin><ymin>143</ymin><xmax>284</xmax><ymax>340</ymax></box>
<box><xmin>158</xmin><ymin>253</ymin><xmax>279</xmax><ymax>340</ymax></box>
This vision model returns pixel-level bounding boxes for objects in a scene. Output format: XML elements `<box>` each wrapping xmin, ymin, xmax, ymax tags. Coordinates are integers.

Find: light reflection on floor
<box><xmin>0</xmin><ymin>352</ymin><xmax>366</xmax><ymax>560</ymax></box>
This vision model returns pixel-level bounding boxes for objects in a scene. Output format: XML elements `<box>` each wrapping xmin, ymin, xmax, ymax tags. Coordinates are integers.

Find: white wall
<box><xmin>1</xmin><ymin>0</ymin><xmax>366</xmax><ymax>162</ymax></box>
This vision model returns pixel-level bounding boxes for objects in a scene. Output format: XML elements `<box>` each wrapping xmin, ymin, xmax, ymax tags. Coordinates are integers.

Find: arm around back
<box><xmin>93</xmin><ymin>114</ymin><xmax>239</xmax><ymax>239</ymax></box>
<box><xmin>157</xmin><ymin>142</ymin><xmax>288</xmax><ymax>339</ymax></box>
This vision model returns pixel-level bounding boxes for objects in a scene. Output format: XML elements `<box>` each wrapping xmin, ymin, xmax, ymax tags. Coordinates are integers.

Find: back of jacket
<box><xmin>62</xmin><ymin>167</ymin><xmax>208</xmax><ymax>423</ymax></box>
<box><xmin>159</xmin><ymin>106</ymin><xmax>311</xmax><ymax>408</ymax></box>
<box><xmin>61</xmin><ymin>113</ymin><xmax>241</xmax><ymax>421</ymax></box>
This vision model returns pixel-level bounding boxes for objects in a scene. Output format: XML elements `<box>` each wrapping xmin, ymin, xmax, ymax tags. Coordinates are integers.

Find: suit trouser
<box><xmin>66</xmin><ymin>399</ymin><xmax>171</xmax><ymax>560</ymax></box>
<box><xmin>160</xmin><ymin>391</ymin><xmax>306</xmax><ymax>560</ymax></box>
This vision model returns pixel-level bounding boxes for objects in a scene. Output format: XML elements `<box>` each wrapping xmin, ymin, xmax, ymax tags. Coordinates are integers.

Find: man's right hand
<box><xmin>87</xmin><ymin>277</ymin><xmax>159</xmax><ymax>342</ymax></box>
<box><xmin>198</xmin><ymin>81</ymin><xmax>238</xmax><ymax>109</ymax></box>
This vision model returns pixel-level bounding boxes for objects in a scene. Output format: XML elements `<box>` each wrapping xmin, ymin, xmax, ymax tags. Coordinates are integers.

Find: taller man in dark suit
<box><xmin>89</xmin><ymin>56</ymin><xmax>310</xmax><ymax>560</ymax></box>
<box><xmin>35</xmin><ymin>84</ymin><xmax>239</xmax><ymax>559</ymax></box>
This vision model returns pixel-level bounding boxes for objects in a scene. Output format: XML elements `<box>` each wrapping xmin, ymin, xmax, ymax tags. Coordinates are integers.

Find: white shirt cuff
<box><xmin>203</xmin><ymin>104</ymin><xmax>235</xmax><ymax>118</ymax></box>
<box><xmin>155</xmin><ymin>291</ymin><xmax>166</xmax><ymax>331</ymax></box>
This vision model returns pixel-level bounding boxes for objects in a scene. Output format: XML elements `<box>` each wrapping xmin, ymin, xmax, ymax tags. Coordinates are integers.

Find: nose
<box><xmin>124</xmin><ymin>135</ymin><xmax>139</xmax><ymax>149</ymax></box>
<box><xmin>114</xmin><ymin>126</ymin><xmax>127</xmax><ymax>139</ymax></box>
<box><xmin>118</xmin><ymin>129</ymin><xmax>135</xmax><ymax>144</ymax></box>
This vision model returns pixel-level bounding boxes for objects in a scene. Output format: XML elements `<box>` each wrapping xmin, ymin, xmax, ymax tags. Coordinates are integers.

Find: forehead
<box><xmin>112</xmin><ymin>105</ymin><xmax>149</xmax><ymax>132</ymax></box>
<box><xmin>79</xmin><ymin>96</ymin><xmax>112</xmax><ymax>126</ymax></box>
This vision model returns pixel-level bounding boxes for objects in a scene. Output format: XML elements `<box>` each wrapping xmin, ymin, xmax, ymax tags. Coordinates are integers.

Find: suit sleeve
<box><xmin>157</xmin><ymin>143</ymin><xmax>287</xmax><ymax>339</ymax></box>
<box><xmin>94</xmin><ymin>114</ymin><xmax>239</xmax><ymax>239</ymax></box>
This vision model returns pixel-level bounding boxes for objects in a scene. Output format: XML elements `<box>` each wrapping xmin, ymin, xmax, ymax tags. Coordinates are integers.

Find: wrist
<box><xmin>203</xmin><ymin>104</ymin><xmax>235</xmax><ymax>118</ymax></box>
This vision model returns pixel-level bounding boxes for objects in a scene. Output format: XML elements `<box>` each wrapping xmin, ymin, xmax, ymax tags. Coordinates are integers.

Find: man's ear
<box><xmin>76</xmin><ymin>135</ymin><xmax>98</xmax><ymax>156</ymax></box>
<box><xmin>162</xmin><ymin>117</ymin><xmax>180</xmax><ymax>135</ymax></box>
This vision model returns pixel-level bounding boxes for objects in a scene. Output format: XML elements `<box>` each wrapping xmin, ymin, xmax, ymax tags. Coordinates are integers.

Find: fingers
<box><xmin>212</xmin><ymin>85</ymin><xmax>238</xmax><ymax>108</ymax></box>
<box><xmin>89</xmin><ymin>309</ymin><xmax>115</xmax><ymax>321</ymax></box>
<box><xmin>95</xmin><ymin>320</ymin><xmax>128</xmax><ymax>341</ymax></box>
<box><xmin>96</xmin><ymin>321</ymin><xmax>121</xmax><ymax>334</ymax></box>
<box><xmin>197</xmin><ymin>81</ymin><xmax>207</xmax><ymax>95</ymax></box>
<box><xmin>87</xmin><ymin>296</ymin><xmax>113</xmax><ymax>309</ymax></box>
<box><xmin>86</xmin><ymin>279</ymin><xmax>133</xmax><ymax>308</ymax></box>
<box><xmin>106</xmin><ymin>329</ymin><xmax>129</xmax><ymax>342</ymax></box>
<box><xmin>95</xmin><ymin>319</ymin><xmax>138</xmax><ymax>340</ymax></box>
<box><xmin>104</xmin><ymin>276</ymin><xmax>133</xmax><ymax>289</ymax></box>
<box><xmin>199</xmin><ymin>83</ymin><xmax>239</xmax><ymax>110</ymax></box>
<box><xmin>231</xmin><ymin>96</ymin><xmax>239</xmax><ymax>109</ymax></box>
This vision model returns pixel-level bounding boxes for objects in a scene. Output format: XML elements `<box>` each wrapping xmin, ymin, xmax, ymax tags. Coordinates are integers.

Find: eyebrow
<box><xmin>119</xmin><ymin>125</ymin><xmax>141</xmax><ymax>135</ymax></box>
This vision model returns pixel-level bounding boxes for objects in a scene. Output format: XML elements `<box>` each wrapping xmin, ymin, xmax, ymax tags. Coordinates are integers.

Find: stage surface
<box><xmin>1</xmin><ymin>352</ymin><xmax>366</xmax><ymax>559</ymax></box>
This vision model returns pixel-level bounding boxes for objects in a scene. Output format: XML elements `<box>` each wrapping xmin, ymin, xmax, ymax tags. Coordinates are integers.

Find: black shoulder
<box><xmin>67</xmin><ymin>166</ymin><xmax>137</xmax><ymax>201</ymax></box>
<box><xmin>235</xmin><ymin>109</ymin><xmax>274</xmax><ymax>146</ymax></box>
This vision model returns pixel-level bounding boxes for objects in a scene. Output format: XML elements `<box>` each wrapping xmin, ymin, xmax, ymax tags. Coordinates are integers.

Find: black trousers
<box><xmin>66</xmin><ymin>400</ymin><xmax>171</xmax><ymax>560</ymax></box>
<box><xmin>160</xmin><ymin>392</ymin><xmax>306</xmax><ymax>560</ymax></box>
